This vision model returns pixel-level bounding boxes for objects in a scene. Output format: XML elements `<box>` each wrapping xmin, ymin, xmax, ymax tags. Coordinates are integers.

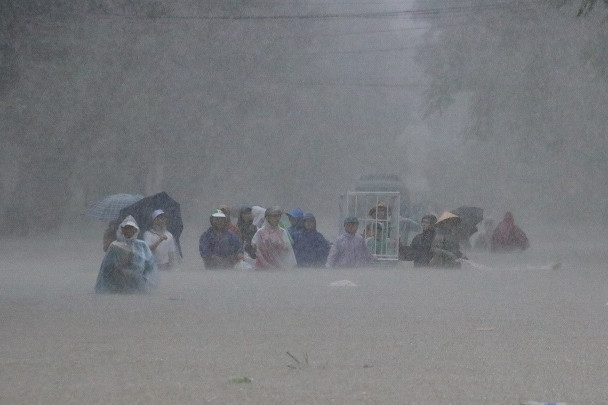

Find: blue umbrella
<box><xmin>85</xmin><ymin>193</ymin><xmax>144</xmax><ymax>221</ymax></box>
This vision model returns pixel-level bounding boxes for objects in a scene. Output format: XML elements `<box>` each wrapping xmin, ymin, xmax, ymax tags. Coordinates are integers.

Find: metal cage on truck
<box><xmin>339</xmin><ymin>191</ymin><xmax>400</xmax><ymax>262</ymax></box>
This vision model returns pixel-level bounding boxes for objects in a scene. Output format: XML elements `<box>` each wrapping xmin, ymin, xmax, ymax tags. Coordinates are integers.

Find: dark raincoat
<box><xmin>293</xmin><ymin>214</ymin><xmax>330</xmax><ymax>267</ymax></box>
<box><xmin>199</xmin><ymin>227</ymin><xmax>243</xmax><ymax>269</ymax></box>
<box><xmin>408</xmin><ymin>228</ymin><xmax>436</xmax><ymax>267</ymax></box>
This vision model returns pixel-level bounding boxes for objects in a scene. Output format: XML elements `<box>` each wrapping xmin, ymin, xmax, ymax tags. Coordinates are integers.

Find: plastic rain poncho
<box><xmin>251</xmin><ymin>224</ymin><xmax>297</xmax><ymax>269</ymax></box>
<box><xmin>95</xmin><ymin>216</ymin><xmax>158</xmax><ymax>293</ymax></box>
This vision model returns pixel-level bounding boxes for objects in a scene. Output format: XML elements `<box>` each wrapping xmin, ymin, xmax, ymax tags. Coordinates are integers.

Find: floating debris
<box><xmin>286</xmin><ymin>351</ymin><xmax>309</xmax><ymax>369</ymax></box>
<box><xmin>229</xmin><ymin>376</ymin><xmax>252</xmax><ymax>384</ymax></box>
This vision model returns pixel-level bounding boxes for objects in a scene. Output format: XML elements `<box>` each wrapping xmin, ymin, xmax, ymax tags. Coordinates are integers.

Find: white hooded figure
<box><xmin>251</xmin><ymin>205</ymin><xmax>267</xmax><ymax>229</ymax></box>
<box><xmin>95</xmin><ymin>215</ymin><xmax>158</xmax><ymax>293</ymax></box>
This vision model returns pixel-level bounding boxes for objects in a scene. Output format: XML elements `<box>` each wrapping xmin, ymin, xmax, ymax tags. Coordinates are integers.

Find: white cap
<box><xmin>152</xmin><ymin>209</ymin><xmax>165</xmax><ymax>220</ymax></box>
<box><xmin>211</xmin><ymin>209</ymin><xmax>226</xmax><ymax>218</ymax></box>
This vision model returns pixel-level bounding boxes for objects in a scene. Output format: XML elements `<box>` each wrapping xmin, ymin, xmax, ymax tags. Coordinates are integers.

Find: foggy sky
<box><xmin>1</xmin><ymin>0</ymin><xmax>607</xmax><ymax>234</ymax></box>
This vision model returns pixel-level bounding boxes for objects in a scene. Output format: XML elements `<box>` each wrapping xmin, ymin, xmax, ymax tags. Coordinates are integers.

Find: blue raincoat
<box><xmin>95</xmin><ymin>216</ymin><xmax>157</xmax><ymax>293</ymax></box>
<box><xmin>293</xmin><ymin>213</ymin><xmax>330</xmax><ymax>267</ymax></box>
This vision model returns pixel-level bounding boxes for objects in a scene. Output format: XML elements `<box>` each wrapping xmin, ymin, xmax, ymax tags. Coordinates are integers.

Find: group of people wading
<box><xmin>94</xmin><ymin>203</ymin><xmax>529</xmax><ymax>293</ymax></box>
<box><xmin>403</xmin><ymin>210</ymin><xmax>529</xmax><ymax>268</ymax></box>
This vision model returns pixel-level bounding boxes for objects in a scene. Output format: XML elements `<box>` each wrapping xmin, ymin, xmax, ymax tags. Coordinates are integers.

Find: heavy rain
<box><xmin>1</xmin><ymin>1</ymin><xmax>607</xmax><ymax>403</ymax></box>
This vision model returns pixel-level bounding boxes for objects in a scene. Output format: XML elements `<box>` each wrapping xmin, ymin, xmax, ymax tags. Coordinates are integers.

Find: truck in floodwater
<box><xmin>339</xmin><ymin>173</ymin><xmax>414</xmax><ymax>262</ymax></box>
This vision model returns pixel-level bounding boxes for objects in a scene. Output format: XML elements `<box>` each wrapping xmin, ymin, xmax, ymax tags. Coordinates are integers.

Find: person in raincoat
<box><xmin>95</xmin><ymin>215</ymin><xmax>158</xmax><ymax>293</ymax></box>
<box><xmin>491</xmin><ymin>212</ymin><xmax>529</xmax><ymax>252</ymax></box>
<box><xmin>199</xmin><ymin>209</ymin><xmax>243</xmax><ymax>269</ymax></box>
<box><xmin>405</xmin><ymin>214</ymin><xmax>437</xmax><ymax>267</ymax></box>
<box><xmin>251</xmin><ymin>206</ymin><xmax>267</xmax><ymax>229</ymax></box>
<box><xmin>251</xmin><ymin>206</ymin><xmax>297</xmax><ymax>269</ymax></box>
<box><xmin>429</xmin><ymin>211</ymin><xmax>466</xmax><ymax>268</ymax></box>
<box><xmin>326</xmin><ymin>216</ymin><xmax>374</xmax><ymax>268</ymax></box>
<box><xmin>293</xmin><ymin>213</ymin><xmax>331</xmax><ymax>267</ymax></box>
<box><xmin>143</xmin><ymin>209</ymin><xmax>178</xmax><ymax>271</ymax></box>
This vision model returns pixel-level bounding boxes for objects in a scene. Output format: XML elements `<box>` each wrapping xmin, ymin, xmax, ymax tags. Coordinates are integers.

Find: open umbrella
<box><xmin>450</xmin><ymin>206</ymin><xmax>484</xmax><ymax>246</ymax></box>
<box><xmin>85</xmin><ymin>193</ymin><xmax>144</xmax><ymax>221</ymax></box>
<box><xmin>119</xmin><ymin>192</ymin><xmax>184</xmax><ymax>257</ymax></box>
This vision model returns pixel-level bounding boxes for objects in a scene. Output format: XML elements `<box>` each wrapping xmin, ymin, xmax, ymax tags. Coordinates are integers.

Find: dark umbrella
<box><xmin>450</xmin><ymin>206</ymin><xmax>484</xmax><ymax>246</ymax></box>
<box><xmin>85</xmin><ymin>193</ymin><xmax>144</xmax><ymax>221</ymax></box>
<box><xmin>119</xmin><ymin>192</ymin><xmax>184</xmax><ymax>257</ymax></box>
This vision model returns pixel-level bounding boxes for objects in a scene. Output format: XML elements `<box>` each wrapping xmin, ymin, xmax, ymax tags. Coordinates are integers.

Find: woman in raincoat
<box><xmin>251</xmin><ymin>207</ymin><xmax>297</xmax><ymax>269</ymax></box>
<box><xmin>491</xmin><ymin>212</ymin><xmax>529</xmax><ymax>252</ymax></box>
<box><xmin>95</xmin><ymin>215</ymin><xmax>158</xmax><ymax>293</ymax></box>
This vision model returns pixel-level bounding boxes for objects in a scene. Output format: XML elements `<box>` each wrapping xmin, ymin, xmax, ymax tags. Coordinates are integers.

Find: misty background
<box><xmin>1</xmin><ymin>0</ymin><xmax>607</xmax><ymax>237</ymax></box>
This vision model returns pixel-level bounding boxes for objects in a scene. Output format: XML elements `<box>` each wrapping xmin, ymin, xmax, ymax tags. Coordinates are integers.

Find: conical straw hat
<box><xmin>436</xmin><ymin>211</ymin><xmax>460</xmax><ymax>226</ymax></box>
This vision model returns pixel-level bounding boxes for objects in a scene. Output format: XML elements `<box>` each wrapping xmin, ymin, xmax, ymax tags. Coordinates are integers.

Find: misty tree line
<box><xmin>1</xmin><ymin>0</ymin><xmax>607</xmax><ymax>236</ymax></box>
<box><xmin>415</xmin><ymin>0</ymin><xmax>608</xmax><ymax>222</ymax></box>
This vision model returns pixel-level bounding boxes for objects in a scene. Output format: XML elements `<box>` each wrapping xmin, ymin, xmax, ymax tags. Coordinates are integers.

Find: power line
<box><xmin>251</xmin><ymin>79</ymin><xmax>427</xmax><ymax>88</ymax></box>
<box><xmin>86</xmin><ymin>1</ymin><xmax>535</xmax><ymax>21</ymax></box>
<box><xmin>318</xmin><ymin>45</ymin><xmax>420</xmax><ymax>54</ymax></box>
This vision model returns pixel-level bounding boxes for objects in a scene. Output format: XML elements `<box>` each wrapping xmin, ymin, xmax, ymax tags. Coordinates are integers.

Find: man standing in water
<box><xmin>199</xmin><ymin>209</ymin><xmax>243</xmax><ymax>269</ymax></box>
<box><xmin>326</xmin><ymin>216</ymin><xmax>374</xmax><ymax>268</ymax></box>
<box><xmin>406</xmin><ymin>214</ymin><xmax>437</xmax><ymax>267</ymax></box>
<box><xmin>430</xmin><ymin>211</ymin><xmax>466</xmax><ymax>268</ymax></box>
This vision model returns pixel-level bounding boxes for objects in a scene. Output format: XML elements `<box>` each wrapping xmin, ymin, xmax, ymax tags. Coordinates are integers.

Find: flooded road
<box><xmin>1</xmin><ymin>227</ymin><xmax>607</xmax><ymax>404</ymax></box>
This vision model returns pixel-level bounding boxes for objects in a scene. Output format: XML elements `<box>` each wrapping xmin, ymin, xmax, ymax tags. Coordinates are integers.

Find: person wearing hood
<box><xmin>95</xmin><ymin>215</ymin><xmax>158</xmax><ymax>293</ymax></box>
<box><xmin>285</xmin><ymin>207</ymin><xmax>304</xmax><ymax>244</ymax></box>
<box><xmin>251</xmin><ymin>206</ymin><xmax>267</xmax><ymax>229</ymax></box>
<box><xmin>405</xmin><ymin>214</ymin><xmax>437</xmax><ymax>266</ymax></box>
<box><xmin>429</xmin><ymin>211</ymin><xmax>466</xmax><ymax>268</ymax></box>
<box><xmin>143</xmin><ymin>209</ymin><xmax>178</xmax><ymax>271</ymax></box>
<box><xmin>251</xmin><ymin>206</ymin><xmax>297</xmax><ymax>269</ymax></box>
<box><xmin>293</xmin><ymin>213</ymin><xmax>331</xmax><ymax>267</ymax></box>
<box><xmin>199</xmin><ymin>209</ymin><xmax>243</xmax><ymax>269</ymax></box>
<box><xmin>491</xmin><ymin>212</ymin><xmax>529</xmax><ymax>252</ymax></box>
